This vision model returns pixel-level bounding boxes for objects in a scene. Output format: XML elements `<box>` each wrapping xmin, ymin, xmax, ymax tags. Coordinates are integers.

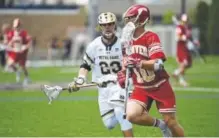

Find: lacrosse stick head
<box><xmin>121</xmin><ymin>22</ymin><xmax>135</xmax><ymax>56</ymax></box>
<box><xmin>41</xmin><ymin>85</ymin><xmax>63</xmax><ymax>104</ymax></box>
<box><xmin>172</xmin><ymin>15</ymin><xmax>179</xmax><ymax>25</ymax></box>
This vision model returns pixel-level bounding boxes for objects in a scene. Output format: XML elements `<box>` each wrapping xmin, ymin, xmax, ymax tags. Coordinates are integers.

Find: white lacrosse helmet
<box><xmin>97</xmin><ymin>12</ymin><xmax>117</xmax><ymax>39</ymax></box>
<box><xmin>98</xmin><ymin>12</ymin><xmax>117</xmax><ymax>25</ymax></box>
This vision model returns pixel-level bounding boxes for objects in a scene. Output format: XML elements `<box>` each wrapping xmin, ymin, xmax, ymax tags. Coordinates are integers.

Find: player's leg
<box><xmin>178</xmin><ymin>53</ymin><xmax>193</xmax><ymax>87</ymax></box>
<box><xmin>7</xmin><ymin>52</ymin><xmax>17</xmax><ymax>72</ymax></box>
<box><xmin>178</xmin><ymin>62</ymin><xmax>188</xmax><ymax>86</ymax></box>
<box><xmin>155</xmin><ymin>81</ymin><xmax>184</xmax><ymax>137</ymax></box>
<box><xmin>114</xmin><ymin>106</ymin><xmax>133</xmax><ymax>137</ymax></box>
<box><xmin>98</xmin><ymin>88</ymin><xmax>119</xmax><ymax>130</ymax></box>
<box><xmin>105</xmin><ymin>84</ymin><xmax>134</xmax><ymax>137</ymax></box>
<box><xmin>101</xmin><ymin>109</ymin><xmax>118</xmax><ymax>130</ymax></box>
<box><xmin>126</xmin><ymin>89</ymin><xmax>169</xmax><ymax>135</ymax></box>
<box><xmin>7</xmin><ymin>52</ymin><xmax>21</xmax><ymax>82</ymax></box>
<box><xmin>20</xmin><ymin>64</ymin><xmax>30</xmax><ymax>86</ymax></box>
<box><xmin>162</xmin><ymin>112</ymin><xmax>184</xmax><ymax>137</ymax></box>
<box><xmin>173</xmin><ymin>45</ymin><xmax>188</xmax><ymax>86</ymax></box>
<box><xmin>173</xmin><ymin>57</ymin><xmax>189</xmax><ymax>87</ymax></box>
<box><xmin>19</xmin><ymin>50</ymin><xmax>30</xmax><ymax>85</ymax></box>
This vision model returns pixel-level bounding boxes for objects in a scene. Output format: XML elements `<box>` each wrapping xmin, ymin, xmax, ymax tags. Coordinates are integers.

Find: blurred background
<box><xmin>0</xmin><ymin>0</ymin><xmax>216</xmax><ymax>68</ymax></box>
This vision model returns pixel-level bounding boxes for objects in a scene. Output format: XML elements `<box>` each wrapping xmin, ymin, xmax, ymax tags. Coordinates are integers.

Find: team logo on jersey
<box><xmin>115</xmin><ymin>48</ymin><xmax>119</xmax><ymax>52</ymax></box>
<box><xmin>132</xmin><ymin>45</ymin><xmax>148</xmax><ymax>57</ymax></box>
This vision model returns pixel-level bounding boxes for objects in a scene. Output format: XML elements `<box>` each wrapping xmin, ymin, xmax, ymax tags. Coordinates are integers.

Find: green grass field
<box><xmin>0</xmin><ymin>56</ymin><xmax>219</xmax><ymax>137</ymax></box>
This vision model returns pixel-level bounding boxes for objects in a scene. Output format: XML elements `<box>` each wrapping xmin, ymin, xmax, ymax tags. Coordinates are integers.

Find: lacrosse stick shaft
<box><xmin>172</xmin><ymin>15</ymin><xmax>179</xmax><ymax>25</ymax></box>
<box><xmin>193</xmin><ymin>48</ymin><xmax>206</xmax><ymax>64</ymax></box>
<box><xmin>42</xmin><ymin>83</ymin><xmax>98</xmax><ymax>104</ymax></box>
<box><xmin>121</xmin><ymin>22</ymin><xmax>135</xmax><ymax>119</ymax></box>
<box><xmin>123</xmin><ymin>66</ymin><xmax>131</xmax><ymax>119</ymax></box>
<box><xmin>62</xmin><ymin>83</ymin><xmax>98</xmax><ymax>90</ymax></box>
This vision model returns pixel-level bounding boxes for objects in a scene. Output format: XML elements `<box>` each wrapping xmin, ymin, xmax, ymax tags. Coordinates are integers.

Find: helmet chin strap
<box><xmin>105</xmin><ymin>32</ymin><xmax>113</xmax><ymax>38</ymax></box>
<box><xmin>102</xmin><ymin>30</ymin><xmax>116</xmax><ymax>39</ymax></box>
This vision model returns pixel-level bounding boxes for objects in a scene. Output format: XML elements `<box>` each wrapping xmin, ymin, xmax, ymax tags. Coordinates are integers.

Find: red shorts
<box><xmin>130</xmin><ymin>81</ymin><xmax>176</xmax><ymax>113</ymax></box>
<box><xmin>177</xmin><ymin>44</ymin><xmax>192</xmax><ymax>67</ymax></box>
<box><xmin>7</xmin><ymin>50</ymin><xmax>28</xmax><ymax>66</ymax></box>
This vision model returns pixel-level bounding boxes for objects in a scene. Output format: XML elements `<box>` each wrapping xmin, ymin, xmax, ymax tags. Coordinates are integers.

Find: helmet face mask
<box><xmin>98</xmin><ymin>12</ymin><xmax>117</xmax><ymax>40</ymax></box>
<box><xmin>99</xmin><ymin>22</ymin><xmax>116</xmax><ymax>39</ymax></box>
<box><xmin>124</xmin><ymin>15</ymin><xmax>137</xmax><ymax>25</ymax></box>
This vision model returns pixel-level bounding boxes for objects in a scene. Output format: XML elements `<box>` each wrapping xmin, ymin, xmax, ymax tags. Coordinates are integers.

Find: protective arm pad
<box><xmin>80</xmin><ymin>62</ymin><xmax>91</xmax><ymax>71</ymax></box>
<box><xmin>141</xmin><ymin>59</ymin><xmax>163</xmax><ymax>71</ymax></box>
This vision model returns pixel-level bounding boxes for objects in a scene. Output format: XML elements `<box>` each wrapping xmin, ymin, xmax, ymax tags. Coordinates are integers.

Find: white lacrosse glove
<box><xmin>68</xmin><ymin>76</ymin><xmax>86</xmax><ymax>93</ymax></box>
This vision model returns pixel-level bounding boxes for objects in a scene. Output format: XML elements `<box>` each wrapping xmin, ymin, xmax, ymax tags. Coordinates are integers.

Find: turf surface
<box><xmin>0</xmin><ymin>56</ymin><xmax>218</xmax><ymax>137</ymax></box>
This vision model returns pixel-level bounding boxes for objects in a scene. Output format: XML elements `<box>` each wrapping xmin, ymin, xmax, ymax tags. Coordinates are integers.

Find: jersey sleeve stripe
<box><xmin>149</xmin><ymin>45</ymin><xmax>163</xmax><ymax>57</ymax></box>
<box><xmin>85</xmin><ymin>52</ymin><xmax>94</xmax><ymax>63</ymax></box>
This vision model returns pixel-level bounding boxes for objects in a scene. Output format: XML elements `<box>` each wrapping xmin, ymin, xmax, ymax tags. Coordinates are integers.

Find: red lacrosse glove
<box><xmin>117</xmin><ymin>70</ymin><xmax>126</xmax><ymax>88</ymax></box>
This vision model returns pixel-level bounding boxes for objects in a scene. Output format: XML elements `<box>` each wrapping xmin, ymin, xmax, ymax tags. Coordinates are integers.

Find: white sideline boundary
<box><xmin>173</xmin><ymin>87</ymin><xmax>219</xmax><ymax>93</ymax></box>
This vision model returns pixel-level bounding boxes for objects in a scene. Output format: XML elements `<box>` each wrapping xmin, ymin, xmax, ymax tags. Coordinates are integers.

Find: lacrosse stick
<box><xmin>41</xmin><ymin>83</ymin><xmax>98</xmax><ymax>104</ymax></box>
<box><xmin>172</xmin><ymin>15</ymin><xmax>180</xmax><ymax>25</ymax></box>
<box><xmin>41</xmin><ymin>80</ymin><xmax>117</xmax><ymax>105</ymax></box>
<box><xmin>121</xmin><ymin>22</ymin><xmax>136</xmax><ymax>119</ymax></box>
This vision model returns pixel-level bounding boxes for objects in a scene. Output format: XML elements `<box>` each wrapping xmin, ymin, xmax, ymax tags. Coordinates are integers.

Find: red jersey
<box><xmin>176</xmin><ymin>24</ymin><xmax>188</xmax><ymax>44</ymax></box>
<box><xmin>130</xmin><ymin>31</ymin><xmax>169</xmax><ymax>90</ymax></box>
<box><xmin>7</xmin><ymin>29</ymin><xmax>30</xmax><ymax>52</ymax></box>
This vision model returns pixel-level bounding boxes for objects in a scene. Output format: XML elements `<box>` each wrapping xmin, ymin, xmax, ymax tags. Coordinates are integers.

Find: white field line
<box><xmin>173</xmin><ymin>87</ymin><xmax>219</xmax><ymax>93</ymax></box>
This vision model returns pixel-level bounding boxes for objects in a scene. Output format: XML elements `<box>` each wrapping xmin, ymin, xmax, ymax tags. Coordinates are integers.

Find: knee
<box><xmin>103</xmin><ymin>116</ymin><xmax>117</xmax><ymax>130</ymax></box>
<box><xmin>114</xmin><ymin>107</ymin><xmax>133</xmax><ymax>131</ymax></box>
<box><xmin>126</xmin><ymin>110</ymin><xmax>139</xmax><ymax>123</ymax></box>
<box><xmin>163</xmin><ymin>116</ymin><xmax>178</xmax><ymax>129</ymax></box>
<box><xmin>126</xmin><ymin>101</ymin><xmax>144</xmax><ymax>123</ymax></box>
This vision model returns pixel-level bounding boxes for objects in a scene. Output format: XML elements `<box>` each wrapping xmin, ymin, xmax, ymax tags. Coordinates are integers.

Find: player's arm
<box><xmin>140</xmin><ymin>59</ymin><xmax>163</xmax><ymax>71</ymax></box>
<box><xmin>68</xmin><ymin>44</ymin><xmax>94</xmax><ymax>92</ymax></box>
<box><xmin>76</xmin><ymin>54</ymin><xmax>93</xmax><ymax>81</ymax></box>
<box><xmin>141</xmin><ymin>34</ymin><xmax>165</xmax><ymax>71</ymax></box>
<box><xmin>125</xmin><ymin>34</ymin><xmax>165</xmax><ymax>71</ymax></box>
<box><xmin>21</xmin><ymin>32</ymin><xmax>32</xmax><ymax>51</ymax></box>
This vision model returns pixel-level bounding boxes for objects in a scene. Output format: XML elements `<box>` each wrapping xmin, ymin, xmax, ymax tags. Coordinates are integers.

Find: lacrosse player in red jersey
<box><xmin>117</xmin><ymin>4</ymin><xmax>185</xmax><ymax>137</ymax></box>
<box><xmin>6</xmin><ymin>18</ymin><xmax>32</xmax><ymax>86</ymax></box>
<box><xmin>68</xmin><ymin>12</ymin><xmax>134</xmax><ymax>137</ymax></box>
<box><xmin>172</xmin><ymin>14</ymin><xmax>192</xmax><ymax>87</ymax></box>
